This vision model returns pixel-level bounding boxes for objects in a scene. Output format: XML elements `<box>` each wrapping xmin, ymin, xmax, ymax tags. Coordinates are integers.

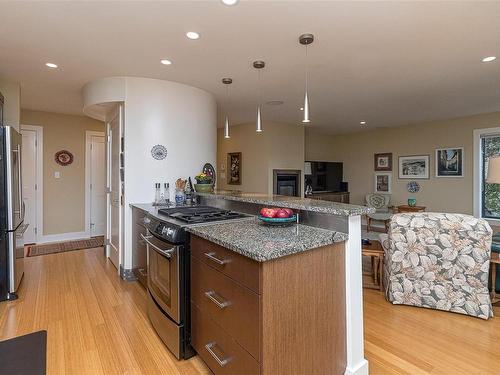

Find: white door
<box><xmin>107</xmin><ymin>108</ymin><xmax>121</xmax><ymax>269</ymax></box>
<box><xmin>90</xmin><ymin>135</ymin><xmax>106</xmax><ymax>236</ymax></box>
<box><xmin>21</xmin><ymin>129</ymin><xmax>37</xmax><ymax>244</ymax></box>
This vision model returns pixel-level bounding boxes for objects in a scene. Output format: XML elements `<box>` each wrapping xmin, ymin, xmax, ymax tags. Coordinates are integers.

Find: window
<box><xmin>474</xmin><ymin>127</ymin><xmax>500</xmax><ymax>221</ymax></box>
<box><xmin>481</xmin><ymin>135</ymin><xmax>500</xmax><ymax>219</ymax></box>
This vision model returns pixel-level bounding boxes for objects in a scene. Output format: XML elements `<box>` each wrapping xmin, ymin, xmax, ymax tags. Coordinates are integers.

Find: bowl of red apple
<box><xmin>258</xmin><ymin>207</ymin><xmax>297</xmax><ymax>226</ymax></box>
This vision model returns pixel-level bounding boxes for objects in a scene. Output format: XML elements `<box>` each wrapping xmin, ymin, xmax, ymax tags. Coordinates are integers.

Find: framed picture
<box><xmin>227</xmin><ymin>152</ymin><xmax>242</xmax><ymax>185</ymax></box>
<box><xmin>398</xmin><ymin>155</ymin><xmax>430</xmax><ymax>179</ymax></box>
<box><xmin>435</xmin><ymin>148</ymin><xmax>464</xmax><ymax>177</ymax></box>
<box><xmin>374</xmin><ymin>153</ymin><xmax>392</xmax><ymax>171</ymax></box>
<box><xmin>374</xmin><ymin>173</ymin><xmax>392</xmax><ymax>193</ymax></box>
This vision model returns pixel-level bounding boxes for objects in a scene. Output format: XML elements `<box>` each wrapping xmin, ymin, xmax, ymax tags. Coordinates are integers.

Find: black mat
<box><xmin>0</xmin><ymin>330</ymin><xmax>47</xmax><ymax>375</ymax></box>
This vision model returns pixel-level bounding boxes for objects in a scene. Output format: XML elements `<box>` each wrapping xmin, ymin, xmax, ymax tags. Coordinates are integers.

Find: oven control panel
<box><xmin>147</xmin><ymin>219</ymin><xmax>186</xmax><ymax>244</ymax></box>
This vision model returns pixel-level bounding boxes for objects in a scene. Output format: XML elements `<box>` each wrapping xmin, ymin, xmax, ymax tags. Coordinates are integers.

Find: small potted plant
<box><xmin>194</xmin><ymin>172</ymin><xmax>213</xmax><ymax>193</ymax></box>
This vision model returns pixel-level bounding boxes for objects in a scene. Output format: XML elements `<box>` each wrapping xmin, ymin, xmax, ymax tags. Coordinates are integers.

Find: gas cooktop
<box><xmin>158</xmin><ymin>206</ymin><xmax>248</xmax><ymax>224</ymax></box>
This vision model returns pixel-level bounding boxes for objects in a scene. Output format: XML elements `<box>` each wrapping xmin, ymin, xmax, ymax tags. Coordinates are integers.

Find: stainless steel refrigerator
<box><xmin>0</xmin><ymin>95</ymin><xmax>26</xmax><ymax>300</ymax></box>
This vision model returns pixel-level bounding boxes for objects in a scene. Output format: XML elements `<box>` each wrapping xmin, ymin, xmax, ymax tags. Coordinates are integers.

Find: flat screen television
<box><xmin>305</xmin><ymin>161</ymin><xmax>344</xmax><ymax>192</ymax></box>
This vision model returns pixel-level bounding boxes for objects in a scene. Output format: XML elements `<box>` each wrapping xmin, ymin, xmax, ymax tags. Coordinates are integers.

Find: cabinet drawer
<box><xmin>191</xmin><ymin>257</ymin><xmax>260</xmax><ymax>360</ymax></box>
<box><xmin>191</xmin><ymin>236</ymin><xmax>260</xmax><ymax>293</ymax></box>
<box><xmin>191</xmin><ymin>304</ymin><xmax>260</xmax><ymax>375</ymax></box>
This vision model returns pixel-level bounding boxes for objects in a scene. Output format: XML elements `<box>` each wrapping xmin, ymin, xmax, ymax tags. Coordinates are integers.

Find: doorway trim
<box><xmin>85</xmin><ymin>130</ymin><xmax>106</xmax><ymax>238</ymax></box>
<box><xmin>20</xmin><ymin>124</ymin><xmax>43</xmax><ymax>244</ymax></box>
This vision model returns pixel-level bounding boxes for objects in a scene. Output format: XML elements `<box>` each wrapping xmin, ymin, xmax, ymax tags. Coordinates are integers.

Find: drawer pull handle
<box><xmin>205</xmin><ymin>342</ymin><xmax>231</xmax><ymax>367</ymax></box>
<box><xmin>205</xmin><ymin>290</ymin><xmax>231</xmax><ymax>309</ymax></box>
<box><xmin>204</xmin><ymin>252</ymin><xmax>229</xmax><ymax>265</ymax></box>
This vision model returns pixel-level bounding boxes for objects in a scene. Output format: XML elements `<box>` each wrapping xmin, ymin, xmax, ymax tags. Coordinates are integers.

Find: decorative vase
<box><xmin>175</xmin><ymin>189</ymin><xmax>185</xmax><ymax>205</ymax></box>
<box><xmin>194</xmin><ymin>184</ymin><xmax>213</xmax><ymax>193</ymax></box>
<box><xmin>407</xmin><ymin>198</ymin><xmax>417</xmax><ymax>207</ymax></box>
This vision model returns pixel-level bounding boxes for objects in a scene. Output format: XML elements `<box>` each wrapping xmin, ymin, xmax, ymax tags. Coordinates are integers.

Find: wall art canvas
<box><xmin>374</xmin><ymin>173</ymin><xmax>392</xmax><ymax>193</ymax></box>
<box><xmin>227</xmin><ymin>152</ymin><xmax>242</xmax><ymax>185</ymax></box>
<box><xmin>398</xmin><ymin>155</ymin><xmax>430</xmax><ymax>179</ymax></box>
<box><xmin>436</xmin><ymin>148</ymin><xmax>463</xmax><ymax>177</ymax></box>
<box><xmin>374</xmin><ymin>153</ymin><xmax>392</xmax><ymax>171</ymax></box>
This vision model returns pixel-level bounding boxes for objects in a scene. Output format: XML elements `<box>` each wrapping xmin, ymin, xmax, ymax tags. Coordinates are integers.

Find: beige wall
<box><xmin>21</xmin><ymin>110</ymin><xmax>105</xmax><ymax>235</ymax></box>
<box><xmin>306</xmin><ymin>111</ymin><xmax>500</xmax><ymax>214</ymax></box>
<box><xmin>217</xmin><ymin>122</ymin><xmax>305</xmax><ymax>195</ymax></box>
<box><xmin>0</xmin><ymin>80</ymin><xmax>21</xmax><ymax>130</ymax></box>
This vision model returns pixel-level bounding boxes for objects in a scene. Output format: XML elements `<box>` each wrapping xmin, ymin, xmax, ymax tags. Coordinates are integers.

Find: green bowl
<box><xmin>258</xmin><ymin>215</ymin><xmax>297</xmax><ymax>226</ymax></box>
<box><xmin>194</xmin><ymin>184</ymin><xmax>213</xmax><ymax>193</ymax></box>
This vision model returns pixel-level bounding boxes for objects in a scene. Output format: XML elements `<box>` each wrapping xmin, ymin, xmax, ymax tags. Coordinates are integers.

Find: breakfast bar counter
<box><xmin>195</xmin><ymin>190</ymin><xmax>374</xmax><ymax>216</ymax></box>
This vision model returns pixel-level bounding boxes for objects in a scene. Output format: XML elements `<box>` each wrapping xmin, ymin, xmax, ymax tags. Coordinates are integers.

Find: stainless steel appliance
<box><xmin>0</xmin><ymin>123</ymin><xmax>26</xmax><ymax>301</ymax></box>
<box><xmin>142</xmin><ymin>206</ymin><xmax>250</xmax><ymax>359</ymax></box>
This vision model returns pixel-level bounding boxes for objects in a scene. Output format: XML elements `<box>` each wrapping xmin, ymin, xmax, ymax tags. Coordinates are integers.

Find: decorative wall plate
<box><xmin>203</xmin><ymin>163</ymin><xmax>216</xmax><ymax>186</ymax></box>
<box><xmin>407</xmin><ymin>181</ymin><xmax>420</xmax><ymax>193</ymax></box>
<box><xmin>55</xmin><ymin>150</ymin><xmax>74</xmax><ymax>166</ymax></box>
<box><xmin>151</xmin><ymin>145</ymin><xmax>167</xmax><ymax>160</ymax></box>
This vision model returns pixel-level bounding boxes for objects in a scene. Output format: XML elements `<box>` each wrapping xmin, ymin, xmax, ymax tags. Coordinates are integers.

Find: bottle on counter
<box><xmin>163</xmin><ymin>183</ymin><xmax>170</xmax><ymax>205</ymax></box>
<box><xmin>154</xmin><ymin>183</ymin><xmax>161</xmax><ymax>205</ymax></box>
<box><xmin>185</xmin><ymin>178</ymin><xmax>193</xmax><ymax>205</ymax></box>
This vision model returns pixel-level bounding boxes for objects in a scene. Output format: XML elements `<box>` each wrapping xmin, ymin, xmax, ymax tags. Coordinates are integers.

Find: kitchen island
<box><xmin>191</xmin><ymin>191</ymin><xmax>374</xmax><ymax>375</ymax></box>
<box><xmin>187</xmin><ymin>218</ymin><xmax>348</xmax><ymax>374</ymax></box>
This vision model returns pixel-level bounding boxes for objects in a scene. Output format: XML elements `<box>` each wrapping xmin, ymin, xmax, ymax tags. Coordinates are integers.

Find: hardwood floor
<box><xmin>364</xmin><ymin>289</ymin><xmax>500</xmax><ymax>374</ymax></box>
<box><xmin>0</xmin><ymin>247</ymin><xmax>210</xmax><ymax>375</ymax></box>
<box><xmin>1</xmin><ymin>247</ymin><xmax>499</xmax><ymax>374</ymax></box>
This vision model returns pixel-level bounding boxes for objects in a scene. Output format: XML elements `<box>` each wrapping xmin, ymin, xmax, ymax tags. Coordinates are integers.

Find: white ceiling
<box><xmin>1</xmin><ymin>1</ymin><xmax>500</xmax><ymax>134</ymax></box>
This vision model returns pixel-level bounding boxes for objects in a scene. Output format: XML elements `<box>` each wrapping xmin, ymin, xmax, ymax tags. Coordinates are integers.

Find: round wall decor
<box><xmin>54</xmin><ymin>150</ymin><xmax>74</xmax><ymax>166</ymax></box>
<box><xmin>151</xmin><ymin>144</ymin><xmax>168</xmax><ymax>160</ymax></box>
<box><xmin>407</xmin><ymin>181</ymin><xmax>420</xmax><ymax>193</ymax></box>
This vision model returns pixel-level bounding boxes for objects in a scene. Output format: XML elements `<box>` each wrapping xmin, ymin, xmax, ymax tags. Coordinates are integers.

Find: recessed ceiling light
<box><xmin>186</xmin><ymin>31</ymin><xmax>200</xmax><ymax>40</ymax></box>
<box><xmin>221</xmin><ymin>0</ymin><xmax>239</xmax><ymax>5</ymax></box>
<box><xmin>45</xmin><ymin>62</ymin><xmax>58</xmax><ymax>68</ymax></box>
<box><xmin>482</xmin><ymin>56</ymin><xmax>497</xmax><ymax>63</ymax></box>
<box><xmin>360</xmin><ymin>121</ymin><xmax>366</xmax><ymax>125</ymax></box>
<box><xmin>300</xmin><ymin>107</ymin><xmax>304</xmax><ymax>111</ymax></box>
<box><xmin>160</xmin><ymin>59</ymin><xmax>172</xmax><ymax>65</ymax></box>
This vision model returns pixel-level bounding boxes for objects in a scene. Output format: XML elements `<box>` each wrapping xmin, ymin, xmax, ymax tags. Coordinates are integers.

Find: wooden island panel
<box><xmin>190</xmin><ymin>235</ymin><xmax>347</xmax><ymax>375</ymax></box>
<box><xmin>260</xmin><ymin>242</ymin><xmax>346</xmax><ymax>375</ymax></box>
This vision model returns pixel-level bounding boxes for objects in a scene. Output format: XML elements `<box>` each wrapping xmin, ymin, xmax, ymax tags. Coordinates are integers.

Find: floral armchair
<box><xmin>365</xmin><ymin>193</ymin><xmax>392</xmax><ymax>232</ymax></box>
<box><xmin>383</xmin><ymin>212</ymin><xmax>493</xmax><ymax>320</ymax></box>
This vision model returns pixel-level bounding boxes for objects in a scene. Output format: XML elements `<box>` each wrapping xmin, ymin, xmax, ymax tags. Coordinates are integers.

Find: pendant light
<box><xmin>299</xmin><ymin>33</ymin><xmax>314</xmax><ymax>123</ymax></box>
<box><xmin>253</xmin><ymin>60</ymin><xmax>265</xmax><ymax>133</ymax></box>
<box><xmin>222</xmin><ymin>78</ymin><xmax>232</xmax><ymax>139</ymax></box>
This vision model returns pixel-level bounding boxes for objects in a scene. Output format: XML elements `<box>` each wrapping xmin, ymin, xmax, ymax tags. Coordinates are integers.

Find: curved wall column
<box><xmin>83</xmin><ymin>77</ymin><xmax>217</xmax><ymax>270</ymax></box>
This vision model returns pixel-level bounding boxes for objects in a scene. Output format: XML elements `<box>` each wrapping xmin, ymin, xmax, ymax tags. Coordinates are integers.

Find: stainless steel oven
<box><xmin>141</xmin><ymin>229</ymin><xmax>185</xmax><ymax>358</ymax></box>
<box><xmin>142</xmin><ymin>230</ymin><xmax>180</xmax><ymax>322</ymax></box>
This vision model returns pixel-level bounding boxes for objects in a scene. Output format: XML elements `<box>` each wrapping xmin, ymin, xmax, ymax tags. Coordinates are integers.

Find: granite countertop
<box><xmin>197</xmin><ymin>190</ymin><xmax>374</xmax><ymax>216</ymax></box>
<box><xmin>186</xmin><ymin>218</ymin><xmax>348</xmax><ymax>262</ymax></box>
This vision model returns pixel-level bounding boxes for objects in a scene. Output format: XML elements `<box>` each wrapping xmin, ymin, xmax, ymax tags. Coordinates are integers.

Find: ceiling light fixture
<box><xmin>222</xmin><ymin>78</ymin><xmax>233</xmax><ymax>139</ymax></box>
<box><xmin>221</xmin><ymin>0</ymin><xmax>239</xmax><ymax>5</ymax></box>
<box><xmin>160</xmin><ymin>59</ymin><xmax>172</xmax><ymax>65</ymax></box>
<box><xmin>45</xmin><ymin>62</ymin><xmax>58</xmax><ymax>68</ymax></box>
<box><xmin>253</xmin><ymin>60</ymin><xmax>265</xmax><ymax>133</ymax></box>
<box><xmin>186</xmin><ymin>31</ymin><xmax>200</xmax><ymax>40</ymax></box>
<box><xmin>299</xmin><ymin>33</ymin><xmax>314</xmax><ymax>124</ymax></box>
<box><xmin>482</xmin><ymin>56</ymin><xmax>497</xmax><ymax>63</ymax></box>
<box><xmin>360</xmin><ymin>121</ymin><xmax>366</xmax><ymax>125</ymax></box>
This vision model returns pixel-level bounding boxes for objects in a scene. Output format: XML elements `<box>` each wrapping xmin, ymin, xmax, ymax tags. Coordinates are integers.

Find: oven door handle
<box><xmin>140</xmin><ymin>233</ymin><xmax>177</xmax><ymax>258</ymax></box>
